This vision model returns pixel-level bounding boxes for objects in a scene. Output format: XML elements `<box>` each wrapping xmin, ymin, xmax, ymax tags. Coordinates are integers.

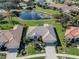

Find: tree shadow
<box><xmin>0</xmin><ymin>21</ymin><xmax>8</xmax><ymax>24</ymax></box>
<box><xmin>11</xmin><ymin>20</ymin><xmax>20</xmax><ymax>25</ymax></box>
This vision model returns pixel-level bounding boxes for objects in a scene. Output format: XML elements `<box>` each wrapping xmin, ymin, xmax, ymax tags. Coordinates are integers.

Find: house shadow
<box><xmin>54</xmin><ymin>28</ymin><xmax>61</xmax><ymax>46</ymax></box>
<box><xmin>18</xmin><ymin>26</ymin><xmax>27</xmax><ymax>53</ymax></box>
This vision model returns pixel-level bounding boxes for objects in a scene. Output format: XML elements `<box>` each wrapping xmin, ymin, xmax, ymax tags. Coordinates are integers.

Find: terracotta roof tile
<box><xmin>65</xmin><ymin>27</ymin><xmax>79</xmax><ymax>38</ymax></box>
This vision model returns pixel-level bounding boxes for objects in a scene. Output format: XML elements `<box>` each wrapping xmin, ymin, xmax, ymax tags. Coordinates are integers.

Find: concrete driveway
<box><xmin>6</xmin><ymin>52</ymin><xmax>17</xmax><ymax>59</ymax></box>
<box><xmin>45</xmin><ymin>46</ymin><xmax>58</xmax><ymax>59</ymax></box>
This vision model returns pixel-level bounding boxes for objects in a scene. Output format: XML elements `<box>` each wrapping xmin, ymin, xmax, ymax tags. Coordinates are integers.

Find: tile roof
<box><xmin>65</xmin><ymin>27</ymin><xmax>79</xmax><ymax>38</ymax></box>
<box><xmin>26</xmin><ymin>24</ymin><xmax>57</xmax><ymax>43</ymax></box>
<box><xmin>48</xmin><ymin>3</ymin><xmax>79</xmax><ymax>12</ymax></box>
<box><xmin>0</xmin><ymin>24</ymin><xmax>23</xmax><ymax>49</ymax></box>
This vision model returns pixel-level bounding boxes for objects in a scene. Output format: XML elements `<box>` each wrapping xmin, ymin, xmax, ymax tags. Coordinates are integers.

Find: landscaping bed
<box><xmin>0</xmin><ymin>53</ymin><xmax>6</xmax><ymax>59</ymax></box>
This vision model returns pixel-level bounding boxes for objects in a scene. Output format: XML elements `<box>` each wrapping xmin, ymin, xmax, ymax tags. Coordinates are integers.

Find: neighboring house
<box><xmin>45</xmin><ymin>0</ymin><xmax>65</xmax><ymax>4</ymax></box>
<box><xmin>65</xmin><ymin>26</ymin><xmax>79</xmax><ymax>46</ymax></box>
<box><xmin>23</xmin><ymin>0</ymin><xmax>30</xmax><ymax>2</ymax></box>
<box><xmin>35</xmin><ymin>0</ymin><xmax>45</xmax><ymax>3</ymax></box>
<box><xmin>26</xmin><ymin>24</ymin><xmax>57</xmax><ymax>44</ymax></box>
<box><xmin>35</xmin><ymin>0</ymin><xmax>47</xmax><ymax>6</ymax></box>
<box><xmin>0</xmin><ymin>24</ymin><xmax>23</xmax><ymax>51</ymax></box>
<box><xmin>19</xmin><ymin>0</ymin><xmax>34</xmax><ymax>9</ymax></box>
<box><xmin>0</xmin><ymin>2</ymin><xmax>17</xmax><ymax>9</ymax></box>
<box><xmin>48</xmin><ymin>3</ymin><xmax>79</xmax><ymax>13</ymax></box>
<box><xmin>19</xmin><ymin>2</ymin><xmax>28</xmax><ymax>9</ymax></box>
<box><xmin>64</xmin><ymin>0</ymin><xmax>79</xmax><ymax>4</ymax></box>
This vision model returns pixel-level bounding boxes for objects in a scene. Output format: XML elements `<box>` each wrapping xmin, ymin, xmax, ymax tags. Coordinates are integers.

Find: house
<box><xmin>35</xmin><ymin>0</ymin><xmax>45</xmax><ymax>3</ymax></box>
<box><xmin>26</xmin><ymin>24</ymin><xmax>57</xmax><ymax>44</ymax></box>
<box><xmin>0</xmin><ymin>24</ymin><xmax>23</xmax><ymax>51</ymax></box>
<box><xmin>23</xmin><ymin>0</ymin><xmax>30</xmax><ymax>2</ymax></box>
<box><xmin>35</xmin><ymin>0</ymin><xmax>47</xmax><ymax>7</ymax></box>
<box><xmin>45</xmin><ymin>0</ymin><xmax>65</xmax><ymax>4</ymax></box>
<box><xmin>19</xmin><ymin>2</ymin><xmax>28</xmax><ymax>9</ymax></box>
<box><xmin>19</xmin><ymin>0</ymin><xmax>34</xmax><ymax>9</ymax></box>
<box><xmin>65</xmin><ymin>26</ymin><xmax>79</xmax><ymax>46</ymax></box>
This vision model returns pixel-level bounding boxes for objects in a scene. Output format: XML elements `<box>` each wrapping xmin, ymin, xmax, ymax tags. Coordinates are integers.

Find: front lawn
<box><xmin>26</xmin><ymin>43</ymin><xmax>45</xmax><ymax>55</ymax></box>
<box><xmin>66</xmin><ymin>47</ymin><xmax>79</xmax><ymax>56</ymax></box>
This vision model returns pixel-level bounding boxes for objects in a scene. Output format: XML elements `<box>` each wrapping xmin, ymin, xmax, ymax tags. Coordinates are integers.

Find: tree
<box><xmin>70</xmin><ymin>17</ymin><xmax>79</xmax><ymax>26</ymax></box>
<box><xmin>0</xmin><ymin>15</ymin><xmax>4</xmax><ymax>23</ymax></box>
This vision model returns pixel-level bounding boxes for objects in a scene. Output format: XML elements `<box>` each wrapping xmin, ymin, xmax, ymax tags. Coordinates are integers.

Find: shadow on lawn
<box><xmin>54</xmin><ymin>27</ymin><xmax>61</xmax><ymax>46</ymax></box>
<box><xmin>0</xmin><ymin>21</ymin><xmax>8</xmax><ymax>24</ymax></box>
<box><xmin>18</xmin><ymin>27</ymin><xmax>27</xmax><ymax>54</ymax></box>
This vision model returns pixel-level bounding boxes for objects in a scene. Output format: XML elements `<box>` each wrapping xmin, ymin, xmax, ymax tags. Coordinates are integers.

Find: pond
<box><xmin>18</xmin><ymin>10</ymin><xmax>51</xmax><ymax>20</ymax></box>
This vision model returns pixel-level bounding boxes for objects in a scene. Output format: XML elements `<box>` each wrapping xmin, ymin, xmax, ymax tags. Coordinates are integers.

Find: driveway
<box><xmin>6</xmin><ymin>52</ymin><xmax>17</xmax><ymax>59</ymax></box>
<box><xmin>45</xmin><ymin>46</ymin><xmax>58</xmax><ymax>59</ymax></box>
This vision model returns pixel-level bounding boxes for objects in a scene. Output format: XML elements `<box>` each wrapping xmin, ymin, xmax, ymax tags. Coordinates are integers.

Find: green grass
<box><xmin>29</xmin><ymin>57</ymin><xmax>45</xmax><ymax>59</ymax></box>
<box><xmin>66</xmin><ymin>47</ymin><xmax>79</xmax><ymax>56</ymax></box>
<box><xmin>0</xmin><ymin>54</ymin><xmax>6</xmax><ymax>59</ymax></box>
<box><xmin>36</xmin><ymin>5</ymin><xmax>62</xmax><ymax>15</ymax></box>
<box><xmin>26</xmin><ymin>43</ymin><xmax>45</xmax><ymax>55</ymax></box>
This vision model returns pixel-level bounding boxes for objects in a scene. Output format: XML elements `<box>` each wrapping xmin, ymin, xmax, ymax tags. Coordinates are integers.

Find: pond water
<box><xmin>19</xmin><ymin>10</ymin><xmax>51</xmax><ymax>20</ymax></box>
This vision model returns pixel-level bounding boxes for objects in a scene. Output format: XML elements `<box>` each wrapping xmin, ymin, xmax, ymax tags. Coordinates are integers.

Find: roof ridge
<box><xmin>43</xmin><ymin>30</ymin><xmax>49</xmax><ymax>39</ymax></box>
<box><xmin>43</xmin><ymin>27</ymin><xmax>56</xmax><ymax>39</ymax></box>
<box><xmin>65</xmin><ymin>27</ymin><xmax>78</xmax><ymax>37</ymax></box>
<box><xmin>0</xmin><ymin>32</ymin><xmax>9</xmax><ymax>42</ymax></box>
<box><xmin>28</xmin><ymin>26</ymin><xmax>37</xmax><ymax>35</ymax></box>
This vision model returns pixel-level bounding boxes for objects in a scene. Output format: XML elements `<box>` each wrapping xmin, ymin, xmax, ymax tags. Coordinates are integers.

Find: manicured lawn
<box><xmin>36</xmin><ymin>5</ymin><xmax>62</xmax><ymax>15</ymax></box>
<box><xmin>66</xmin><ymin>47</ymin><xmax>79</xmax><ymax>56</ymax></box>
<box><xmin>26</xmin><ymin>43</ymin><xmax>45</xmax><ymax>55</ymax></box>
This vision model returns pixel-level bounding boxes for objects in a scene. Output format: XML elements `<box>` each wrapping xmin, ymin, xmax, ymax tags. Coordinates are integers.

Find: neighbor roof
<box><xmin>26</xmin><ymin>24</ymin><xmax>57</xmax><ymax>43</ymax></box>
<box><xmin>48</xmin><ymin>3</ymin><xmax>79</xmax><ymax>13</ymax></box>
<box><xmin>0</xmin><ymin>24</ymin><xmax>23</xmax><ymax>49</ymax></box>
<box><xmin>65</xmin><ymin>26</ymin><xmax>79</xmax><ymax>38</ymax></box>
